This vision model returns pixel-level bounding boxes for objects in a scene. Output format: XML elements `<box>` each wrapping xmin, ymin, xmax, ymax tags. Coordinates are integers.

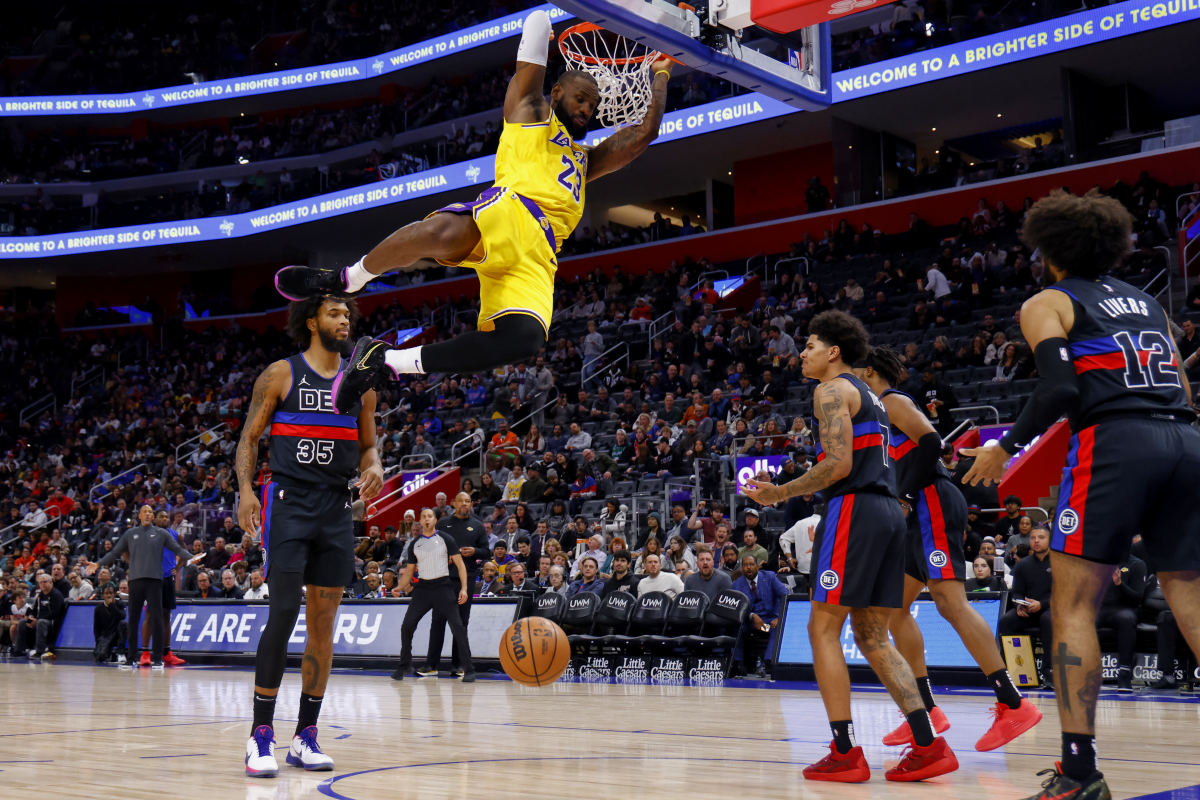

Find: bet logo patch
<box><xmin>1057</xmin><ymin>508</ymin><xmax>1079</xmax><ymax>534</ymax></box>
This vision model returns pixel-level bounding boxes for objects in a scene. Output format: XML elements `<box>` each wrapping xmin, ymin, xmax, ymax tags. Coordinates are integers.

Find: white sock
<box><xmin>344</xmin><ymin>258</ymin><xmax>376</xmax><ymax>293</ymax></box>
<box><xmin>385</xmin><ymin>345</ymin><xmax>425</xmax><ymax>374</ymax></box>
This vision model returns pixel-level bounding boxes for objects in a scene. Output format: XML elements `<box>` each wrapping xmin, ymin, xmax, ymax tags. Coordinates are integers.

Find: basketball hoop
<box><xmin>558</xmin><ymin>22</ymin><xmax>662</xmax><ymax>129</ymax></box>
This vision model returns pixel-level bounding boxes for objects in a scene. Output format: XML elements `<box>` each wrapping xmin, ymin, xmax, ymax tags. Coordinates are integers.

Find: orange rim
<box><xmin>558</xmin><ymin>21</ymin><xmax>657</xmax><ymax>65</ymax></box>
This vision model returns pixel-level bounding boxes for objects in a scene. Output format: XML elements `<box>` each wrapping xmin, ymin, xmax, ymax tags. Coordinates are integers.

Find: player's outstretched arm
<box><xmin>742</xmin><ymin>381</ymin><xmax>853</xmax><ymax>506</ymax></box>
<box><xmin>235</xmin><ymin>360</ymin><xmax>290</xmax><ymax>532</ymax></box>
<box><xmin>504</xmin><ymin>9</ymin><xmax>554</xmax><ymax>124</ymax></box>
<box><xmin>962</xmin><ymin>290</ymin><xmax>1078</xmax><ymax>486</ymax></box>
<box><xmin>586</xmin><ymin>58</ymin><xmax>672</xmax><ymax>182</ymax></box>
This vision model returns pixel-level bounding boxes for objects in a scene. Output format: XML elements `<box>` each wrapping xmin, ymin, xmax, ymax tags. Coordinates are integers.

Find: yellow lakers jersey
<box><xmin>493</xmin><ymin>112</ymin><xmax>587</xmax><ymax>252</ymax></box>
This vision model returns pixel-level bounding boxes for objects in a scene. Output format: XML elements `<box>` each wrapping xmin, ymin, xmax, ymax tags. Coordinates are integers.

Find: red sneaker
<box><xmin>138</xmin><ymin>651</ymin><xmax>152</xmax><ymax>667</ymax></box>
<box><xmin>162</xmin><ymin>652</ymin><xmax>187</xmax><ymax>667</ymax></box>
<box><xmin>803</xmin><ymin>742</ymin><xmax>871</xmax><ymax>783</ymax></box>
<box><xmin>975</xmin><ymin>698</ymin><xmax>1044</xmax><ymax>751</ymax></box>
<box><xmin>885</xmin><ymin>736</ymin><xmax>959</xmax><ymax>782</ymax></box>
<box><xmin>882</xmin><ymin>706</ymin><xmax>951</xmax><ymax>746</ymax></box>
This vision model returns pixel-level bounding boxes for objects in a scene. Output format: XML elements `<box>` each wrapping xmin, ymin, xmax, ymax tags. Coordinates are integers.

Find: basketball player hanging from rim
<box><xmin>274</xmin><ymin>9</ymin><xmax>673</xmax><ymax>409</ymax></box>
<box><xmin>962</xmin><ymin>190</ymin><xmax>1200</xmax><ymax>800</ymax></box>
<box><xmin>854</xmin><ymin>346</ymin><xmax>1043</xmax><ymax>752</ymax></box>
<box><xmin>235</xmin><ymin>295</ymin><xmax>385</xmax><ymax>778</ymax></box>
<box><xmin>742</xmin><ymin>311</ymin><xmax>959</xmax><ymax>784</ymax></box>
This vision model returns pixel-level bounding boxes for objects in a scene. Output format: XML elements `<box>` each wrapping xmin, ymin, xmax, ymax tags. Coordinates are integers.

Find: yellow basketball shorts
<box><xmin>429</xmin><ymin>186</ymin><xmax>557</xmax><ymax>335</ymax></box>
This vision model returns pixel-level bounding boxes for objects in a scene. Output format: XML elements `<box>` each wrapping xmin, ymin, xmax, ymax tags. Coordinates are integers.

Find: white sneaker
<box><xmin>287</xmin><ymin>725</ymin><xmax>334</xmax><ymax>771</ymax></box>
<box><xmin>245</xmin><ymin>725</ymin><xmax>279</xmax><ymax>778</ymax></box>
<box><xmin>116</xmin><ymin>654</ymin><xmax>127</xmax><ymax>665</ymax></box>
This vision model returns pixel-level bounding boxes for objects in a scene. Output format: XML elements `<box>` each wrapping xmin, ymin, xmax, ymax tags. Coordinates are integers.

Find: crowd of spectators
<box><xmin>1</xmin><ymin>167</ymin><xmax>1196</xmax><ymax>678</ymax></box>
<box><xmin>0</xmin><ymin>0</ymin><xmax>539</xmax><ymax>96</ymax></box>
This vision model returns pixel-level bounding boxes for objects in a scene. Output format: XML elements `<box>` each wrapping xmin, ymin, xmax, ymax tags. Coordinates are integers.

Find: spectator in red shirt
<box><xmin>44</xmin><ymin>489</ymin><xmax>74</xmax><ymax>519</ymax></box>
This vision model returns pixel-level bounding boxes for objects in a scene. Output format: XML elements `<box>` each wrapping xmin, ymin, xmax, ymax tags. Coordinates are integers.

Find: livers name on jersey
<box><xmin>299</xmin><ymin>387</ymin><xmax>334</xmax><ymax>412</ymax></box>
<box><xmin>1097</xmin><ymin>295</ymin><xmax>1150</xmax><ymax>319</ymax></box>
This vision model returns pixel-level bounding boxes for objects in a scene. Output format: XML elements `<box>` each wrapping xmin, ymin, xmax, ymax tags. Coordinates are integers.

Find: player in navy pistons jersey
<box><xmin>234</xmin><ymin>295</ymin><xmax>384</xmax><ymax>778</ymax></box>
<box><xmin>743</xmin><ymin>311</ymin><xmax>958</xmax><ymax>784</ymax></box>
<box><xmin>855</xmin><ymin>346</ymin><xmax>1042</xmax><ymax>752</ymax></box>
<box><xmin>963</xmin><ymin>191</ymin><xmax>1200</xmax><ymax>800</ymax></box>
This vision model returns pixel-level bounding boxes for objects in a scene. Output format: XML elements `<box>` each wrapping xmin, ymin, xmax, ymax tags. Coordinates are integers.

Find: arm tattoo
<box><xmin>236</xmin><ymin>365</ymin><xmax>279</xmax><ymax>491</ymax></box>
<box><xmin>776</xmin><ymin>384</ymin><xmax>851</xmax><ymax>499</ymax></box>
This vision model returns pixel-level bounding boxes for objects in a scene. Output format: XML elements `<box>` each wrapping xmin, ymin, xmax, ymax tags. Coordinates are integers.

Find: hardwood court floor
<box><xmin>2</xmin><ymin>661</ymin><xmax>1198</xmax><ymax>800</ymax></box>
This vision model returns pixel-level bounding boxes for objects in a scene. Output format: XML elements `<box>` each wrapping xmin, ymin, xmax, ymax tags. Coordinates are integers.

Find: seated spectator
<box><xmin>358</xmin><ymin>573</ymin><xmax>384</xmax><ymax>599</ymax></box>
<box><xmin>507</xmin><ymin>563</ymin><xmax>537</xmax><ymax>594</ymax></box>
<box><xmin>182</xmin><ymin>571</ymin><xmax>217</xmax><ymax>599</ymax></box>
<box><xmin>664</xmin><ymin>535</ymin><xmax>696</xmax><ymax>574</ymax></box>
<box><xmin>998</xmin><ymin>527</ymin><xmax>1054</xmax><ymax>684</ymax></box>
<box><xmin>204</xmin><ymin>536</ymin><xmax>230</xmax><ymax>570</ymax></box>
<box><xmin>730</xmin><ymin>556</ymin><xmax>788</xmax><ymax>676</ymax></box>
<box><xmin>737</xmin><ymin>529</ymin><xmax>769</xmax><ymax>567</ymax></box>
<box><xmin>777</xmin><ymin>514</ymin><xmax>819</xmax><ymax>592</ymax></box>
<box><xmin>488</xmin><ymin>420</ymin><xmax>521</xmax><ymax>469</ymax></box>
<box><xmin>67</xmin><ymin>570</ymin><xmax>95</xmax><ymax>602</ymax></box>
<box><xmin>230</xmin><ymin>560</ymin><xmax>251</xmax><ymax>591</ymax></box>
<box><xmin>636</xmin><ymin>553</ymin><xmax>684</xmax><ymax>598</ymax></box>
<box><xmin>475</xmin><ymin>473</ymin><xmax>503</xmax><ymax>506</ymax></box>
<box><xmin>719</xmin><ymin>544</ymin><xmax>742</xmax><ymax>578</ymax></box>
<box><xmin>92</xmin><ymin>583</ymin><xmax>126</xmax><ymax>663</ymax></box>
<box><xmin>568</xmin><ymin>469</ymin><xmax>598</xmax><ymax>514</ymax></box>
<box><xmin>601</xmin><ymin>552</ymin><xmax>638</xmax><ymax>595</ymax></box>
<box><xmin>243</xmin><ymin>570</ymin><xmax>269</xmax><ymax>600</ymax></box>
<box><xmin>215</xmin><ymin>569</ymin><xmax>244</xmax><ymax>599</ymax></box>
<box><xmin>965</xmin><ymin>558</ymin><xmax>1006</xmax><ymax>592</ymax></box>
<box><xmin>565</xmin><ymin>423</ymin><xmax>592</xmax><ymax>452</ymax></box>
<box><xmin>1004</xmin><ymin>516</ymin><xmax>1035</xmax><ymax>568</ymax></box>
<box><xmin>567</xmin><ymin>556</ymin><xmax>605</xmax><ymax>596</ymax></box>
<box><xmin>684</xmin><ymin>546</ymin><xmax>732</xmax><ymax>600</ymax></box>
<box><xmin>1097</xmin><ymin>554</ymin><xmax>1146</xmax><ymax>692</ymax></box>
<box><xmin>519</xmin><ymin>465</ymin><xmax>547</xmax><ymax>504</ymax></box>
<box><xmin>490</xmin><ymin>541</ymin><xmax>518</xmax><ymax>576</ymax></box>
<box><xmin>572</xmin><ymin>535</ymin><xmax>606</xmax><ymax>579</ymax></box>
<box><xmin>476</xmin><ymin>562</ymin><xmax>507</xmax><ymax>596</ymax></box>
<box><xmin>547</xmin><ymin>566</ymin><xmax>569</xmax><ymax>596</ymax></box>
<box><xmin>599</xmin><ymin>499</ymin><xmax>626</xmax><ymax>539</ymax></box>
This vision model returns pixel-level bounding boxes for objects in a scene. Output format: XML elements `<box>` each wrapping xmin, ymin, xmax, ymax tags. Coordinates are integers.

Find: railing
<box><xmin>949</xmin><ymin>405</ymin><xmax>1001</xmax><ymax>425</ymax></box>
<box><xmin>70</xmin><ymin>365</ymin><xmax>104</xmax><ymax>399</ymax></box>
<box><xmin>581</xmin><ymin>341</ymin><xmax>630</xmax><ymax>389</ymax></box>
<box><xmin>1145</xmin><ymin>247</ymin><xmax>1176</xmax><ymax>318</ymax></box>
<box><xmin>89</xmin><ymin>462</ymin><xmax>148</xmax><ymax>503</ymax></box>
<box><xmin>744</xmin><ymin>254</ymin><xmax>769</xmax><ymax>279</ymax></box>
<box><xmin>977</xmin><ymin>505</ymin><xmax>1050</xmax><ymax>524</ymax></box>
<box><xmin>176</xmin><ymin>422</ymin><xmax>228</xmax><ymax>462</ymax></box>
<box><xmin>940</xmin><ymin>418</ymin><xmax>975</xmax><ymax>449</ymax></box>
<box><xmin>772</xmin><ymin>255</ymin><xmax>811</xmax><ymax>284</ymax></box>
<box><xmin>1182</xmin><ymin>213</ymin><xmax>1200</xmax><ymax>282</ymax></box>
<box><xmin>646</xmin><ymin>311</ymin><xmax>675</xmax><ymax>352</ymax></box>
<box><xmin>688</xmin><ymin>270</ymin><xmax>729</xmax><ymax>297</ymax></box>
<box><xmin>399</xmin><ymin>453</ymin><xmax>435</xmax><ymax>470</ymax></box>
<box><xmin>19</xmin><ymin>393</ymin><xmax>55</xmax><ymax>427</ymax></box>
<box><xmin>1175</xmin><ymin>189</ymin><xmax>1200</xmax><ymax>225</ymax></box>
<box><xmin>366</xmin><ymin>431</ymin><xmax>482</xmax><ymax>517</ymax></box>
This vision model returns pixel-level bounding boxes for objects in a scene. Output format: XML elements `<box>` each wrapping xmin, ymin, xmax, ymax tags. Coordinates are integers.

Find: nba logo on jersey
<box><xmin>819</xmin><ymin>569</ymin><xmax>840</xmax><ymax>590</ymax></box>
<box><xmin>1057</xmin><ymin>508</ymin><xmax>1080</xmax><ymax>534</ymax></box>
<box><xmin>928</xmin><ymin>550</ymin><xmax>948</xmax><ymax>569</ymax></box>
<box><xmin>299</xmin><ymin>388</ymin><xmax>334</xmax><ymax>412</ymax></box>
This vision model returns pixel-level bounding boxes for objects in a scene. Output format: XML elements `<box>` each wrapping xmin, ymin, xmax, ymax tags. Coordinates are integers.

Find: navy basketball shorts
<box><xmin>905</xmin><ymin>476</ymin><xmax>969</xmax><ymax>583</ymax></box>
<box><xmin>811</xmin><ymin>492</ymin><xmax>906</xmax><ymax>608</ymax></box>
<box><xmin>260</xmin><ymin>479</ymin><xmax>356</xmax><ymax>587</ymax></box>
<box><xmin>1054</xmin><ymin>417</ymin><xmax>1200</xmax><ymax>570</ymax></box>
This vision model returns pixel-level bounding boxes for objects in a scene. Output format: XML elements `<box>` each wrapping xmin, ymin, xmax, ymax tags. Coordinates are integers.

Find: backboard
<box><xmin>551</xmin><ymin>0</ymin><xmax>832</xmax><ymax>110</ymax></box>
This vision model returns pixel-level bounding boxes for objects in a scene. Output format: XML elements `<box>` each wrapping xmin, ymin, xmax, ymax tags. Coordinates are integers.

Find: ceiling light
<box><xmin>996</xmin><ymin>113</ymin><xmax>1002</xmax><ymax>118</ymax></box>
<box><xmin>931</xmin><ymin>127</ymin><xmax>936</xmax><ymax>132</ymax></box>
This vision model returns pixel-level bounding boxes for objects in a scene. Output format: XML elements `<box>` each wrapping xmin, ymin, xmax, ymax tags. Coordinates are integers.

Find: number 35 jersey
<box><xmin>268</xmin><ymin>354</ymin><xmax>361</xmax><ymax>487</ymax></box>
<box><xmin>493</xmin><ymin>112</ymin><xmax>587</xmax><ymax>252</ymax></box>
<box><xmin>1050</xmin><ymin>276</ymin><xmax>1192</xmax><ymax>429</ymax></box>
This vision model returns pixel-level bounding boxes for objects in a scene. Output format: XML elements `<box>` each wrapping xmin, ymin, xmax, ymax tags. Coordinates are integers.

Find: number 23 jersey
<box><xmin>267</xmin><ymin>353</ymin><xmax>362</xmax><ymax>487</ymax></box>
<box><xmin>1049</xmin><ymin>276</ymin><xmax>1192</xmax><ymax>429</ymax></box>
<box><xmin>494</xmin><ymin>112</ymin><xmax>587</xmax><ymax>252</ymax></box>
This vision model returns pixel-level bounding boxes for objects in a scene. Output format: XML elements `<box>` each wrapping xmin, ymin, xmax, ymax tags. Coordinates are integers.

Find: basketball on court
<box><xmin>499</xmin><ymin>617</ymin><xmax>571</xmax><ymax>687</ymax></box>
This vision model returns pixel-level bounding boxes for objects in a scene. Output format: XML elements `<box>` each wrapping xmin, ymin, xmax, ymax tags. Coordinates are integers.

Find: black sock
<box><xmin>987</xmin><ymin>668</ymin><xmax>1023</xmax><ymax>709</ymax></box>
<box><xmin>252</xmin><ymin>693</ymin><xmax>277</xmax><ymax>733</ymax></box>
<box><xmin>1061</xmin><ymin>732</ymin><xmax>1097</xmax><ymax>781</ymax></box>
<box><xmin>916</xmin><ymin>676</ymin><xmax>937</xmax><ymax>711</ymax></box>
<box><xmin>297</xmin><ymin>693</ymin><xmax>324</xmax><ymax>734</ymax></box>
<box><xmin>830</xmin><ymin>720</ymin><xmax>856</xmax><ymax>754</ymax></box>
<box><xmin>906</xmin><ymin>709</ymin><xmax>936</xmax><ymax>747</ymax></box>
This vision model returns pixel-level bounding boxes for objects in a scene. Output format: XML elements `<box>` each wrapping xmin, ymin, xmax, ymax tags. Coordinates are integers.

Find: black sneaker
<box><xmin>448</xmin><ymin>669</ymin><xmax>463</xmax><ymax>678</ymax></box>
<box><xmin>1021</xmin><ymin>764</ymin><xmax>1111</xmax><ymax>800</ymax></box>
<box><xmin>1117</xmin><ymin>667</ymin><xmax>1133</xmax><ymax>693</ymax></box>
<box><xmin>274</xmin><ymin>265</ymin><xmax>354</xmax><ymax>302</ymax></box>
<box><xmin>390</xmin><ymin>665</ymin><xmax>413</xmax><ymax>681</ymax></box>
<box><xmin>460</xmin><ymin>672</ymin><xmax>477</xmax><ymax>683</ymax></box>
<box><xmin>1149</xmin><ymin>675</ymin><xmax>1177</xmax><ymax>691</ymax></box>
<box><xmin>332</xmin><ymin>336</ymin><xmax>395</xmax><ymax>414</ymax></box>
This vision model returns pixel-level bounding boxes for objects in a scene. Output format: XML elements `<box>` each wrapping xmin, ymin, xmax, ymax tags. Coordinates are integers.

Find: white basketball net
<box><xmin>559</xmin><ymin>25</ymin><xmax>661</xmax><ymax>129</ymax></box>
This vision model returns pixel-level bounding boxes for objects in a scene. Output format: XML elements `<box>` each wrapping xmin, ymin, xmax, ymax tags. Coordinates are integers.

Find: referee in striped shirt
<box><xmin>391</xmin><ymin>508</ymin><xmax>474</xmax><ymax>682</ymax></box>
